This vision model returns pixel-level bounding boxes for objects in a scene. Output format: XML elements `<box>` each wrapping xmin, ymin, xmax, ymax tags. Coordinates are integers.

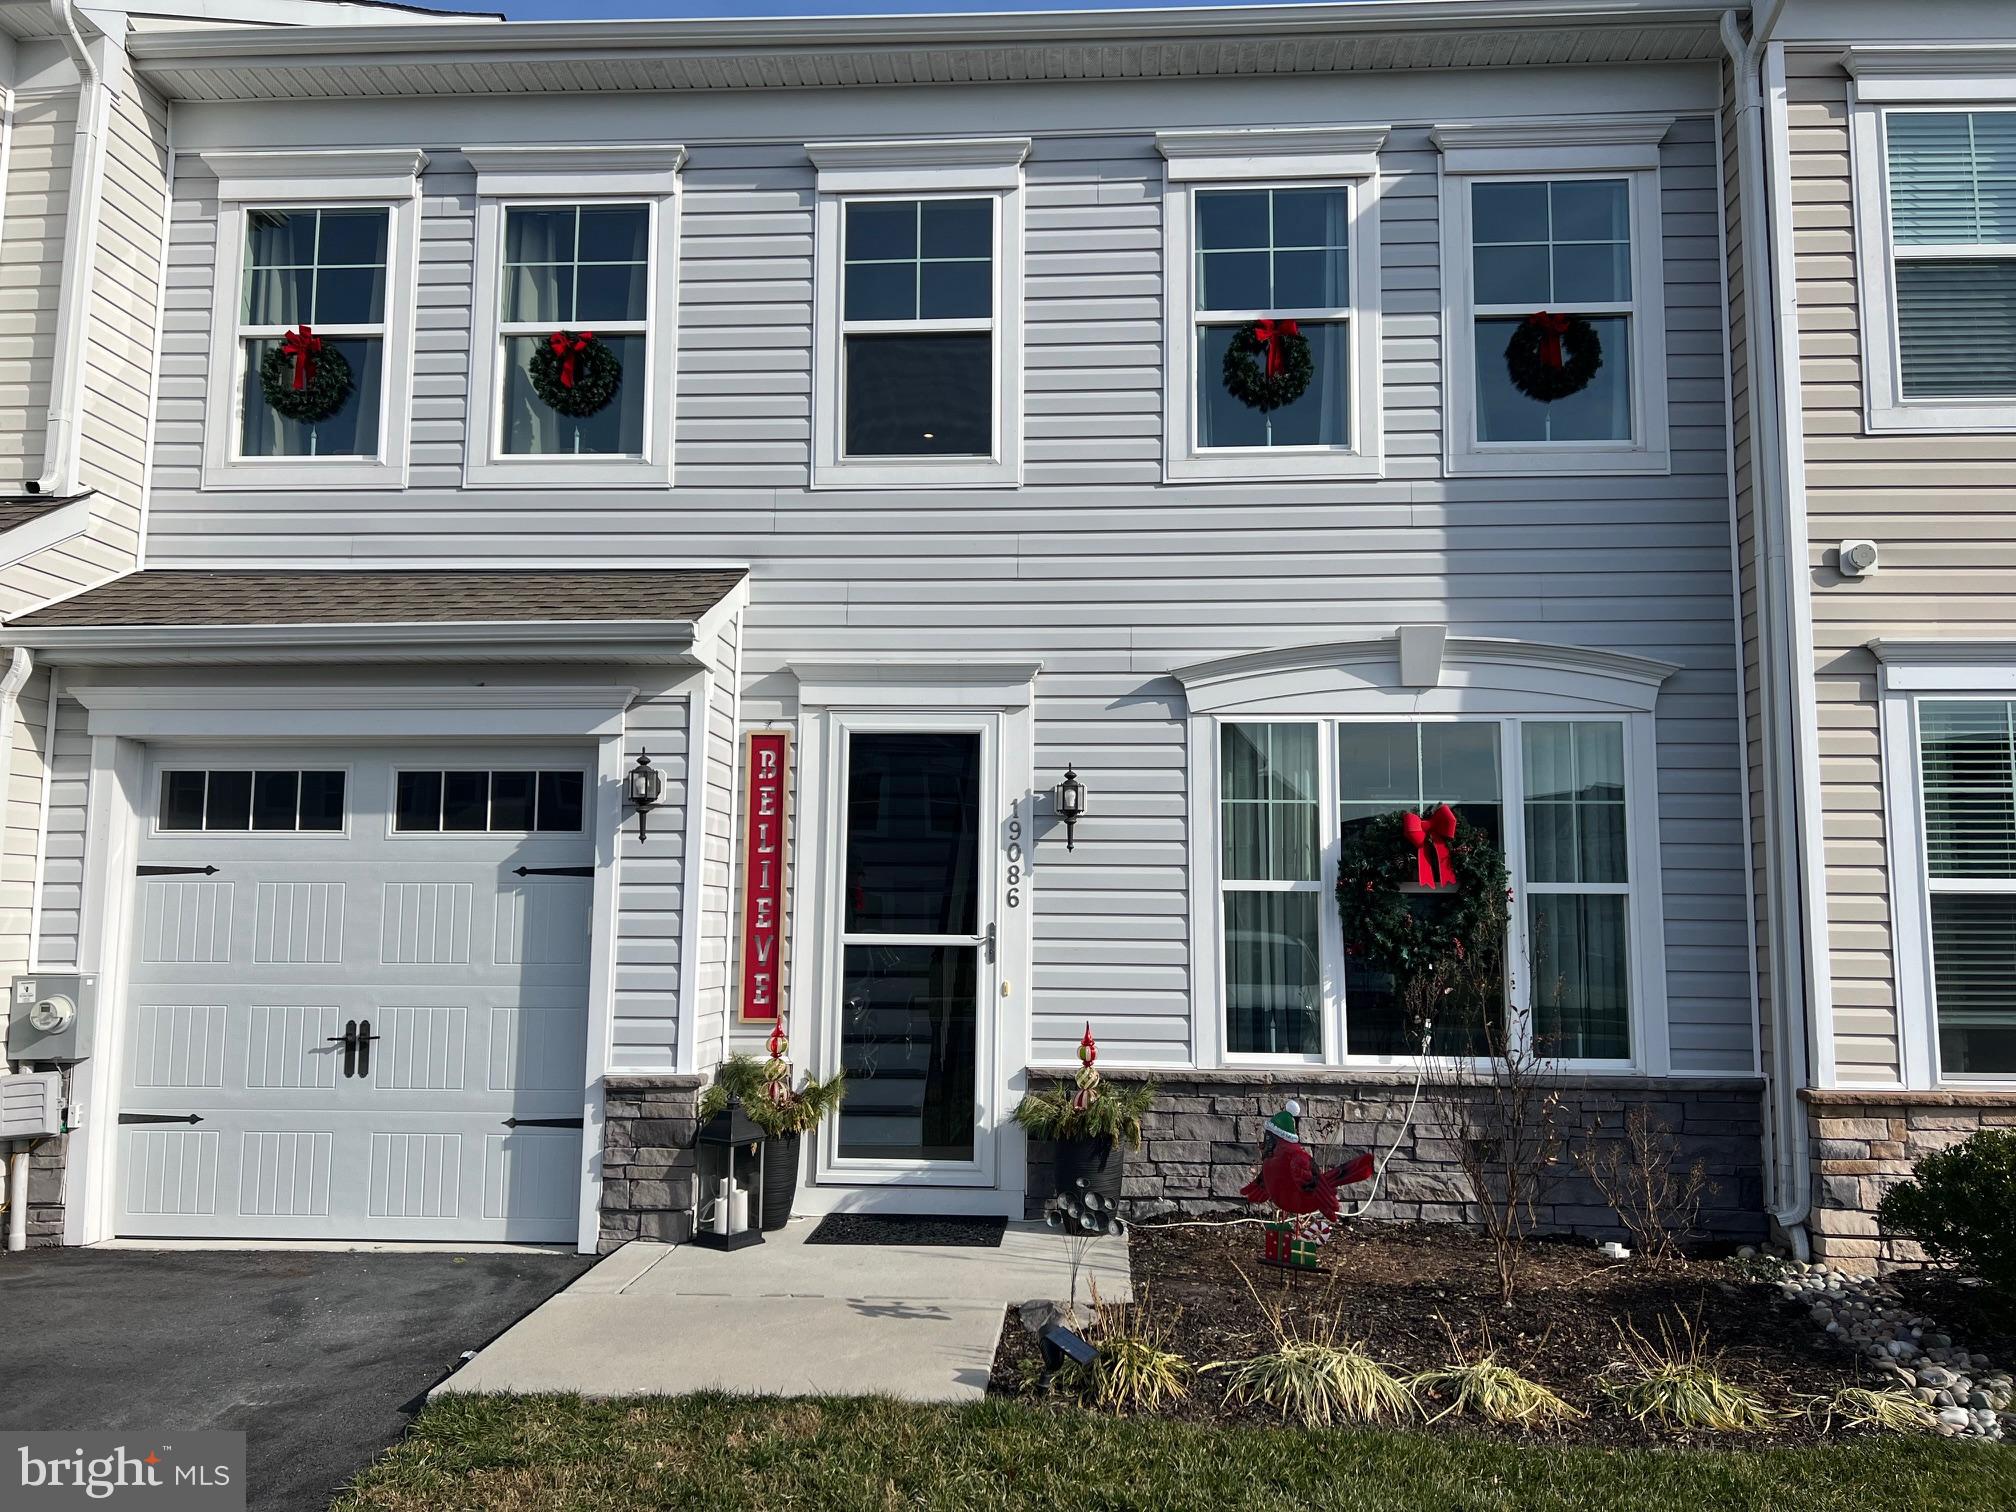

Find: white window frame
<box><xmin>1156</xmin><ymin>127</ymin><xmax>1388</xmax><ymax>482</ymax></box>
<box><xmin>1178</xmin><ymin>634</ymin><xmax>1674</xmax><ymax>1075</ymax></box>
<box><xmin>462</xmin><ymin>145</ymin><xmax>685</xmax><ymax>487</ymax></box>
<box><xmin>200</xmin><ymin>150</ymin><xmax>428</xmax><ymax>491</ymax></box>
<box><xmin>1845</xmin><ymin>52</ymin><xmax>2016</xmax><ymax>433</ymax></box>
<box><xmin>1872</xmin><ymin>639</ymin><xmax>2016</xmax><ymax>1088</ymax></box>
<box><xmin>807</xmin><ymin>138</ymin><xmax>1029</xmax><ymax>490</ymax></box>
<box><xmin>1432</xmin><ymin>118</ymin><xmax>1673</xmax><ymax>477</ymax></box>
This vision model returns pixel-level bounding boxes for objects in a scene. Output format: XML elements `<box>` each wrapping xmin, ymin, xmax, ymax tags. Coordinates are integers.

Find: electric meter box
<box><xmin>0</xmin><ymin>1070</ymin><xmax>62</xmax><ymax>1138</ymax></box>
<box><xmin>8</xmin><ymin>973</ymin><xmax>96</xmax><ymax>1063</ymax></box>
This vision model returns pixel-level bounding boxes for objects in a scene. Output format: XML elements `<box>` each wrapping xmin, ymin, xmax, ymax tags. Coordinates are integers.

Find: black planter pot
<box><xmin>1049</xmin><ymin>1135</ymin><xmax>1125</xmax><ymax>1206</ymax></box>
<box><xmin>760</xmin><ymin>1131</ymin><xmax>801</xmax><ymax>1231</ymax></box>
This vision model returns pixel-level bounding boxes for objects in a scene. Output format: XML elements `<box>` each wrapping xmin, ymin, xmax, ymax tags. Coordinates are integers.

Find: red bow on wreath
<box><xmin>280</xmin><ymin>325</ymin><xmax>322</xmax><ymax>392</ymax></box>
<box><xmin>547</xmin><ymin>330</ymin><xmax>595</xmax><ymax>389</ymax></box>
<box><xmin>1402</xmin><ymin>804</ymin><xmax>1460</xmax><ymax>890</ymax></box>
<box><xmin>1524</xmin><ymin>312</ymin><xmax>1573</xmax><ymax>371</ymax></box>
<box><xmin>1251</xmin><ymin>318</ymin><xmax>1301</xmax><ymax>378</ymax></box>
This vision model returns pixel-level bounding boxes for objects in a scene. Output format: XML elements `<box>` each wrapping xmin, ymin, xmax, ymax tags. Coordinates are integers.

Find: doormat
<box><xmin>804</xmin><ymin>1213</ymin><xmax>1008</xmax><ymax>1248</ymax></box>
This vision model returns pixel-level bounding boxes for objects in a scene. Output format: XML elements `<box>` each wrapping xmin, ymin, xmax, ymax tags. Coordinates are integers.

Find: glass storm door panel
<box><xmin>836</xmin><ymin>731</ymin><xmax>986</xmax><ymax>1165</ymax></box>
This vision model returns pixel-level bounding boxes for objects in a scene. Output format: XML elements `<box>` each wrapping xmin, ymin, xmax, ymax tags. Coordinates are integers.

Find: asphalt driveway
<box><xmin>0</xmin><ymin>1246</ymin><xmax>595</xmax><ymax>1511</ymax></box>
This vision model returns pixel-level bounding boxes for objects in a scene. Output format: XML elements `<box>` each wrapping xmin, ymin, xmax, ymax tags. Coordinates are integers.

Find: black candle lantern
<box><xmin>626</xmin><ymin>749</ymin><xmax>664</xmax><ymax>841</ymax></box>
<box><xmin>692</xmin><ymin>1095</ymin><xmax>767</xmax><ymax>1250</ymax></box>
<box><xmin>1054</xmin><ymin>763</ymin><xmax>1088</xmax><ymax>850</ymax></box>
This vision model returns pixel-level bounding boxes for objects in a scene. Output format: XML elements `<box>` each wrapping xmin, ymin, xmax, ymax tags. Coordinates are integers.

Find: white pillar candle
<box><xmin>731</xmin><ymin>1187</ymin><xmax>751</xmax><ymax>1234</ymax></box>
<box><xmin>714</xmin><ymin>1178</ymin><xmax>732</xmax><ymax>1236</ymax></box>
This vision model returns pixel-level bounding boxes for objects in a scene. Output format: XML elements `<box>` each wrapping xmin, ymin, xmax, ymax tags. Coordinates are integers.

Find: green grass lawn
<box><xmin>337</xmin><ymin>1393</ymin><xmax>2016</xmax><ymax>1511</ymax></box>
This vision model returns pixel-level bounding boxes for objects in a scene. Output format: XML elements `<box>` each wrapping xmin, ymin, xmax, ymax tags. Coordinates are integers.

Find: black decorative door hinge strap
<box><xmin>513</xmin><ymin>866</ymin><xmax>594</xmax><ymax>878</ymax></box>
<box><xmin>137</xmin><ymin>865</ymin><xmax>220</xmax><ymax>877</ymax></box>
<box><xmin>502</xmin><ymin>1117</ymin><xmax>586</xmax><ymax>1129</ymax></box>
<box><xmin>119</xmin><ymin>1113</ymin><xmax>203</xmax><ymax>1125</ymax></box>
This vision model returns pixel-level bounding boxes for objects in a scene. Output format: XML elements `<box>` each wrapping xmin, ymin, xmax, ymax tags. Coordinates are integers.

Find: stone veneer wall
<box><xmin>1026</xmin><ymin>1069</ymin><xmax>1767</xmax><ymax>1243</ymax></box>
<box><xmin>1804</xmin><ymin>1088</ymin><xmax>2016</xmax><ymax>1274</ymax></box>
<box><xmin>599</xmin><ymin>1074</ymin><xmax>706</xmax><ymax>1252</ymax></box>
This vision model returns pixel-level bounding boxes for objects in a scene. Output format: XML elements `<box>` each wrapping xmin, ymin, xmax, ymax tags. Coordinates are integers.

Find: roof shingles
<box><xmin>9</xmin><ymin>569</ymin><xmax>747</xmax><ymax>628</ymax></box>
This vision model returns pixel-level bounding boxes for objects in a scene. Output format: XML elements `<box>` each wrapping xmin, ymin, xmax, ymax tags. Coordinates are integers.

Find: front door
<box><xmin>822</xmin><ymin>725</ymin><xmax>995</xmax><ymax>1185</ymax></box>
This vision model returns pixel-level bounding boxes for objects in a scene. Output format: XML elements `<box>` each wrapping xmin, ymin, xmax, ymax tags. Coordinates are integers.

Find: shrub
<box><xmin>1573</xmin><ymin>1104</ymin><xmax>1715</xmax><ymax>1267</ymax></box>
<box><xmin>1876</xmin><ymin>1129</ymin><xmax>2016</xmax><ymax>1291</ymax></box>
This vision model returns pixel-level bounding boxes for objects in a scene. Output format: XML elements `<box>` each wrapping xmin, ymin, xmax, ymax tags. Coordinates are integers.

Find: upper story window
<box><xmin>808</xmin><ymin>137</ymin><xmax>1029</xmax><ymax>489</ymax></box>
<box><xmin>1433</xmin><ymin>119</ymin><xmax>1673</xmax><ymax>477</ymax></box>
<box><xmin>238</xmin><ymin>208</ymin><xmax>389</xmax><ymax>460</ymax></box>
<box><xmin>200</xmin><ymin>149</ymin><xmax>428</xmax><ymax>491</ymax></box>
<box><xmin>1157</xmin><ymin>127</ymin><xmax>1386</xmax><ymax>481</ymax></box>
<box><xmin>841</xmin><ymin>197</ymin><xmax>995</xmax><ymax>457</ymax></box>
<box><xmin>462</xmin><ymin>145</ymin><xmax>685</xmax><ymax>488</ymax></box>
<box><xmin>1846</xmin><ymin>51</ymin><xmax>2016</xmax><ymax>431</ymax></box>
<box><xmin>1179</xmin><ymin>632</ymin><xmax>1675</xmax><ymax>1073</ymax></box>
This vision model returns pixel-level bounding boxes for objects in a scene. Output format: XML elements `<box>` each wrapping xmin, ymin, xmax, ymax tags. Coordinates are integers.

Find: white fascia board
<box><xmin>806</xmin><ymin>137</ymin><xmax>1031</xmax><ymax>194</ymax></box>
<box><xmin>462</xmin><ymin>143</ymin><xmax>685</xmax><ymax>197</ymax></box>
<box><xmin>1429</xmin><ymin>116</ymin><xmax>1676</xmax><ymax>174</ymax></box>
<box><xmin>1156</xmin><ymin>125</ymin><xmax>1389</xmax><ymax>181</ymax></box>
<box><xmin>0</xmin><ymin>491</ymin><xmax>98</xmax><ymax>571</ymax></box>
<box><xmin>202</xmin><ymin>146</ymin><xmax>429</xmax><ymax>200</ymax></box>
<box><xmin>11</xmin><ymin>618</ymin><xmax>703</xmax><ymax>666</ymax></box>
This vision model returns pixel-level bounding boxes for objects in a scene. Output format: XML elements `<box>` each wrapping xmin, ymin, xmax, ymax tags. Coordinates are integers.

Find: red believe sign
<box><xmin>737</xmin><ymin>730</ymin><xmax>790</xmax><ymax>1023</ymax></box>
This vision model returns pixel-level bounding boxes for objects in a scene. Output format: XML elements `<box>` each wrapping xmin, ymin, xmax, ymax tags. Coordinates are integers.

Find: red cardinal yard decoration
<box><xmin>1240</xmin><ymin>1100</ymin><xmax>1375</xmax><ymax>1221</ymax></box>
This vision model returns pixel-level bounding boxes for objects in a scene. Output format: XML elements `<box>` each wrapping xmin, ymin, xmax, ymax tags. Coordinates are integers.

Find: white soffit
<box><xmin>126</xmin><ymin>6</ymin><xmax>1729</xmax><ymax>102</ymax></box>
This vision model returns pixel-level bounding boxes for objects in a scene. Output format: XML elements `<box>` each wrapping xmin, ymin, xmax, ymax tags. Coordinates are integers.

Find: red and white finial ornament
<box><xmin>1078</xmin><ymin>1023</ymin><xmax>1097</xmax><ymax>1067</ymax></box>
<box><xmin>767</xmin><ymin>1023</ymin><xmax>787</xmax><ymax>1060</ymax></box>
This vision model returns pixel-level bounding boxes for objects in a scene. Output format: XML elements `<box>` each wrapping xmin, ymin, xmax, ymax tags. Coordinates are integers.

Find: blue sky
<box><xmin>489</xmin><ymin>1</ymin><xmax>1292</xmax><ymax>21</ymax></box>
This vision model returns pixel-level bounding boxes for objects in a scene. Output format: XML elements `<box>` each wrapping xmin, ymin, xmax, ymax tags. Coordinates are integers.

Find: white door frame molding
<box><xmin>62</xmin><ymin>682</ymin><xmax>637</xmax><ymax>1254</ymax></box>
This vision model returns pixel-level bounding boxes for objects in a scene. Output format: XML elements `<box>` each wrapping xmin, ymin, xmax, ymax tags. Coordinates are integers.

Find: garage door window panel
<box><xmin>158</xmin><ymin>769</ymin><xmax>347</xmax><ymax>833</ymax></box>
<box><xmin>394</xmin><ymin>769</ymin><xmax>588</xmax><ymax>834</ymax></box>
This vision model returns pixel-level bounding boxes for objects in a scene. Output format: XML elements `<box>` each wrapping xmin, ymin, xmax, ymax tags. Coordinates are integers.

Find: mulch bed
<box><xmin>991</xmin><ymin>1220</ymin><xmax>1902</xmax><ymax>1448</ymax></box>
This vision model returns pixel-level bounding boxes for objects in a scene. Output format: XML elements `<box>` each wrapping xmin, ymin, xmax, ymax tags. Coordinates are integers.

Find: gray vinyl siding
<box><xmin>32</xmin><ymin>693</ymin><xmax>87</xmax><ymax>972</ymax></box>
<box><xmin>0</xmin><ymin>89</ymin><xmax>72</xmax><ymax>487</ymax></box>
<box><xmin>612</xmin><ymin>692</ymin><xmax>688</xmax><ymax>1073</ymax></box>
<box><xmin>143</xmin><ymin>97</ymin><xmax>1752</xmax><ymax>1076</ymax></box>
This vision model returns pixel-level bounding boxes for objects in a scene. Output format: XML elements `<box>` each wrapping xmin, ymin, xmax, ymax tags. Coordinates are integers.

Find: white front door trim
<box><xmin>63</xmin><ymin>682</ymin><xmax>637</xmax><ymax>1254</ymax></box>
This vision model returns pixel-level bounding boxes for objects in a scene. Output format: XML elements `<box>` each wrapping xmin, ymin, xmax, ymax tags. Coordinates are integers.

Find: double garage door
<box><xmin>115</xmin><ymin>745</ymin><xmax>593</xmax><ymax>1243</ymax></box>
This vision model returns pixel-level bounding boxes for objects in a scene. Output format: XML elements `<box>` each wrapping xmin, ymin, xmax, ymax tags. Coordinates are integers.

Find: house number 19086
<box><xmin>1004</xmin><ymin>798</ymin><xmax>1024</xmax><ymax>908</ymax></box>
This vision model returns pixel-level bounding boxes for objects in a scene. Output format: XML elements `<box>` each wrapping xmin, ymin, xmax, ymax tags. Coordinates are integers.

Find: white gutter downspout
<box><xmin>30</xmin><ymin>0</ymin><xmax>114</xmax><ymax>498</ymax></box>
<box><xmin>1721</xmin><ymin>0</ymin><xmax>1813</xmax><ymax>1262</ymax></box>
<box><xmin>1</xmin><ymin>647</ymin><xmax>33</xmax><ymax>1252</ymax></box>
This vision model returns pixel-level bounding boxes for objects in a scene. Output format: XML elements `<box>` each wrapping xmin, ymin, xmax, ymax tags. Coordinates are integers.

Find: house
<box><xmin>1726</xmin><ymin>0</ymin><xmax>2016</xmax><ymax>1273</ymax></box>
<box><xmin>0</xmin><ymin>0</ymin><xmax>1783</xmax><ymax>1256</ymax></box>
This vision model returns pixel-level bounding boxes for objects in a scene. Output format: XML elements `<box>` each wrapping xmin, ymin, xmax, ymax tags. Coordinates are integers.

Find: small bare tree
<box><xmin>1449</xmin><ymin>1003</ymin><xmax>1568</xmax><ymax>1308</ymax></box>
<box><xmin>1574</xmin><ymin>1104</ymin><xmax>1715</xmax><ymax>1267</ymax></box>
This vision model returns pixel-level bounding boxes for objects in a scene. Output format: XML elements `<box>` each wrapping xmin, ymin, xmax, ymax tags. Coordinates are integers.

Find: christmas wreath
<box><xmin>258</xmin><ymin>326</ymin><xmax>352</xmax><ymax>425</ymax></box>
<box><xmin>1504</xmin><ymin>311</ymin><xmax>1603</xmax><ymax>403</ymax></box>
<box><xmin>529</xmin><ymin>329</ymin><xmax>621</xmax><ymax>419</ymax></box>
<box><xmin>1221</xmin><ymin>317</ymin><xmax>1314</xmax><ymax>413</ymax></box>
<box><xmin>1334</xmin><ymin>805</ymin><xmax>1510</xmax><ymax>987</ymax></box>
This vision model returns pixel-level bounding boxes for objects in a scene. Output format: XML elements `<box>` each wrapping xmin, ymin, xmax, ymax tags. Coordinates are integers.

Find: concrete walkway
<box><xmin>436</xmin><ymin>1220</ymin><xmax>1130</xmax><ymax>1402</ymax></box>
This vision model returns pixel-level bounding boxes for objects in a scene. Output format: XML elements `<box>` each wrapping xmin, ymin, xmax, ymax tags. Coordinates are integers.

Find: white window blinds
<box><xmin>1918</xmin><ymin>699</ymin><xmax>2016</xmax><ymax>1077</ymax></box>
<box><xmin>1885</xmin><ymin>112</ymin><xmax>2016</xmax><ymax>399</ymax></box>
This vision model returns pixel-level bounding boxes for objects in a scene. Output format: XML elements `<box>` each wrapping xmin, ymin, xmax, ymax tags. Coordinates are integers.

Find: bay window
<box><xmin>1216</xmin><ymin>716</ymin><xmax>1643</xmax><ymax>1066</ymax></box>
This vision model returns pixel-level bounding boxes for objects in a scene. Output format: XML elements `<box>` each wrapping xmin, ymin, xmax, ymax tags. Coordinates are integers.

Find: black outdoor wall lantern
<box><xmin>692</xmin><ymin>1096</ymin><xmax>767</xmax><ymax>1251</ymax></box>
<box><xmin>626</xmin><ymin>750</ymin><xmax>664</xmax><ymax>841</ymax></box>
<box><xmin>1054</xmin><ymin>763</ymin><xmax>1088</xmax><ymax>851</ymax></box>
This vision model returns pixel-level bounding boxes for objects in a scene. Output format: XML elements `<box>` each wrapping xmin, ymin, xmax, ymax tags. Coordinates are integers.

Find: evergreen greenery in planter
<box><xmin>1015</xmin><ymin>1026</ymin><xmax>1156</xmax><ymax>1203</ymax></box>
<box><xmin>697</xmin><ymin>1031</ymin><xmax>845</xmax><ymax>1231</ymax></box>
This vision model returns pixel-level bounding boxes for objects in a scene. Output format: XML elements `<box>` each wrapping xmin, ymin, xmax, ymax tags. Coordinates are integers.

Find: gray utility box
<box><xmin>0</xmin><ymin>1071</ymin><xmax>62</xmax><ymax>1139</ymax></box>
<box><xmin>8</xmin><ymin>973</ymin><xmax>97</xmax><ymax>1064</ymax></box>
